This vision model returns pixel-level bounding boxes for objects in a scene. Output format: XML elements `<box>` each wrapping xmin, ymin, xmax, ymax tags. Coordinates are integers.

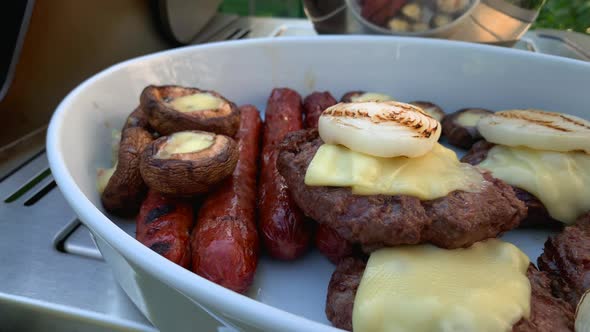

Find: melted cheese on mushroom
<box><xmin>169</xmin><ymin>93</ymin><xmax>223</xmax><ymax>113</ymax></box>
<box><xmin>350</xmin><ymin>92</ymin><xmax>395</xmax><ymax>103</ymax></box>
<box><xmin>155</xmin><ymin>132</ymin><xmax>214</xmax><ymax>159</ymax></box>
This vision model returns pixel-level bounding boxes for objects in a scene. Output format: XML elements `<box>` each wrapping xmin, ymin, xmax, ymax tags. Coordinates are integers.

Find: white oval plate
<box><xmin>47</xmin><ymin>36</ymin><xmax>590</xmax><ymax>332</ymax></box>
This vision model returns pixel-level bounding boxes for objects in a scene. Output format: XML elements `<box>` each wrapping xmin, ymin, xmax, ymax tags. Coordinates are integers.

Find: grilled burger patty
<box><xmin>462</xmin><ymin>140</ymin><xmax>561</xmax><ymax>228</ymax></box>
<box><xmin>326</xmin><ymin>257</ymin><xmax>575</xmax><ymax>332</ymax></box>
<box><xmin>538</xmin><ymin>212</ymin><xmax>590</xmax><ymax>308</ymax></box>
<box><xmin>325</xmin><ymin>213</ymin><xmax>590</xmax><ymax>331</ymax></box>
<box><xmin>277</xmin><ymin>129</ymin><xmax>527</xmax><ymax>250</ymax></box>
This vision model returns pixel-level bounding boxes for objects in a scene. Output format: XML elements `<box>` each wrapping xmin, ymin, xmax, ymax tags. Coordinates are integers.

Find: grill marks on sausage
<box><xmin>145</xmin><ymin>204</ymin><xmax>176</xmax><ymax>224</ymax></box>
<box><xmin>258</xmin><ymin>88</ymin><xmax>312</xmax><ymax>260</ymax></box>
<box><xmin>149</xmin><ymin>241</ymin><xmax>171</xmax><ymax>255</ymax></box>
<box><xmin>190</xmin><ymin>105</ymin><xmax>262</xmax><ymax>293</ymax></box>
<box><xmin>135</xmin><ymin>190</ymin><xmax>193</xmax><ymax>268</ymax></box>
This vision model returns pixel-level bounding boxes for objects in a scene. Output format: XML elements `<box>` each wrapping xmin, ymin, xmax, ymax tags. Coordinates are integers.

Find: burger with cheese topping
<box><xmin>277</xmin><ymin>101</ymin><xmax>527</xmax><ymax>250</ymax></box>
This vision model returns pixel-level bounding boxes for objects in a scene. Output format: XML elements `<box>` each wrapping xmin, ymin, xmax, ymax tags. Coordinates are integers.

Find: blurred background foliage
<box><xmin>533</xmin><ymin>0</ymin><xmax>590</xmax><ymax>33</ymax></box>
<box><xmin>220</xmin><ymin>0</ymin><xmax>590</xmax><ymax>34</ymax></box>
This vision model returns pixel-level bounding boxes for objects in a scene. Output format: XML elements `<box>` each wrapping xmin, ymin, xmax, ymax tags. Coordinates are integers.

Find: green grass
<box><xmin>533</xmin><ymin>0</ymin><xmax>590</xmax><ymax>34</ymax></box>
<box><xmin>219</xmin><ymin>0</ymin><xmax>303</xmax><ymax>17</ymax></box>
<box><xmin>220</xmin><ymin>0</ymin><xmax>590</xmax><ymax>34</ymax></box>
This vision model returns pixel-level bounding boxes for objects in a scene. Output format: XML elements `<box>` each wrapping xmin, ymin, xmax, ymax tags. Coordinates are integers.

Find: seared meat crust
<box><xmin>538</xmin><ymin>213</ymin><xmax>590</xmax><ymax>307</ymax></box>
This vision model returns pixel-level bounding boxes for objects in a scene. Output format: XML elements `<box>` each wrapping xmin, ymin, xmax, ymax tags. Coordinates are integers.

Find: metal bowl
<box><xmin>303</xmin><ymin>0</ymin><xmax>546</xmax><ymax>45</ymax></box>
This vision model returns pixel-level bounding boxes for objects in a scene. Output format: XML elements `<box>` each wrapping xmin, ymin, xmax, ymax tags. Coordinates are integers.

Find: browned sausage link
<box><xmin>316</xmin><ymin>224</ymin><xmax>354</xmax><ymax>264</ymax></box>
<box><xmin>302</xmin><ymin>91</ymin><xmax>353</xmax><ymax>263</ymax></box>
<box><xmin>303</xmin><ymin>91</ymin><xmax>337</xmax><ymax>129</ymax></box>
<box><xmin>136</xmin><ymin>190</ymin><xmax>194</xmax><ymax>268</ymax></box>
<box><xmin>190</xmin><ymin>106</ymin><xmax>262</xmax><ymax>293</ymax></box>
<box><xmin>259</xmin><ymin>88</ymin><xmax>312</xmax><ymax>260</ymax></box>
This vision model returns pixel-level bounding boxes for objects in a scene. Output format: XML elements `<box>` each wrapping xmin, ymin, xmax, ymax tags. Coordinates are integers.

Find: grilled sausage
<box><xmin>190</xmin><ymin>105</ymin><xmax>262</xmax><ymax>293</ymax></box>
<box><xmin>303</xmin><ymin>91</ymin><xmax>337</xmax><ymax>129</ymax></box>
<box><xmin>259</xmin><ymin>88</ymin><xmax>312</xmax><ymax>260</ymax></box>
<box><xmin>303</xmin><ymin>91</ymin><xmax>354</xmax><ymax>263</ymax></box>
<box><xmin>136</xmin><ymin>190</ymin><xmax>193</xmax><ymax>268</ymax></box>
<box><xmin>316</xmin><ymin>224</ymin><xmax>355</xmax><ymax>264</ymax></box>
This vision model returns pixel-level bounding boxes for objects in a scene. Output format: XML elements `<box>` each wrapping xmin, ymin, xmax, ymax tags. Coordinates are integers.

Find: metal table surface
<box><xmin>0</xmin><ymin>16</ymin><xmax>588</xmax><ymax>332</ymax></box>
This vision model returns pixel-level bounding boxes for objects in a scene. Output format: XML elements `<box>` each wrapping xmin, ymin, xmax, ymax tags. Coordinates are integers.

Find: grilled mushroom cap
<box><xmin>101</xmin><ymin>125</ymin><xmax>153</xmax><ymax>216</ymax></box>
<box><xmin>140</xmin><ymin>85</ymin><xmax>240</xmax><ymax>136</ymax></box>
<box><xmin>140</xmin><ymin>130</ymin><xmax>238</xmax><ymax>196</ymax></box>
<box><xmin>340</xmin><ymin>91</ymin><xmax>395</xmax><ymax>103</ymax></box>
<box><xmin>410</xmin><ymin>101</ymin><xmax>446</xmax><ymax>122</ymax></box>
<box><xmin>442</xmin><ymin>108</ymin><xmax>493</xmax><ymax>149</ymax></box>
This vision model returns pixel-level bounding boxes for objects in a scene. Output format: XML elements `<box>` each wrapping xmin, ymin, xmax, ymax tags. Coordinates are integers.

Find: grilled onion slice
<box><xmin>318</xmin><ymin>101</ymin><xmax>441</xmax><ymax>158</ymax></box>
<box><xmin>478</xmin><ymin>109</ymin><xmax>590</xmax><ymax>153</ymax></box>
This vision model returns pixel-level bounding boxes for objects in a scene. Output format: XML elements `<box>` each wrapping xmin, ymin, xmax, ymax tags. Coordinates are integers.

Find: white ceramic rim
<box><xmin>46</xmin><ymin>36</ymin><xmax>589</xmax><ymax>331</ymax></box>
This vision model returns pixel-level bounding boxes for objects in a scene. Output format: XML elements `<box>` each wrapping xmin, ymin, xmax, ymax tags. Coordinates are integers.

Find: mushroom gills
<box><xmin>168</xmin><ymin>93</ymin><xmax>224</xmax><ymax>113</ymax></box>
<box><xmin>155</xmin><ymin>132</ymin><xmax>215</xmax><ymax>159</ymax></box>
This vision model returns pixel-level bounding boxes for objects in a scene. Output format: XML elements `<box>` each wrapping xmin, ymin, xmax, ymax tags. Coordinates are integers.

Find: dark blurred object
<box><xmin>302</xmin><ymin>0</ymin><xmax>545</xmax><ymax>45</ymax></box>
<box><xmin>303</xmin><ymin>0</ymin><xmax>349</xmax><ymax>33</ymax></box>
<box><xmin>360</xmin><ymin>0</ymin><xmax>406</xmax><ymax>27</ymax></box>
<box><xmin>0</xmin><ymin>0</ymin><xmax>216</xmax><ymax>148</ymax></box>
<box><xmin>0</xmin><ymin>1</ymin><xmax>34</xmax><ymax>103</ymax></box>
<box><xmin>156</xmin><ymin>0</ymin><xmax>222</xmax><ymax>44</ymax></box>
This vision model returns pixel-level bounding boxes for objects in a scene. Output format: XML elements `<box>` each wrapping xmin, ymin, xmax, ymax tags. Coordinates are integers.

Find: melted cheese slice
<box><xmin>479</xmin><ymin>145</ymin><xmax>590</xmax><ymax>224</ymax></box>
<box><xmin>457</xmin><ymin>111</ymin><xmax>486</xmax><ymax>127</ymax></box>
<box><xmin>304</xmin><ymin>143</ymin><xmax>484</xmax><ymax>200</ymax></box>
<box><xmin>169</xmin><ymin>93</ymin><xmax>223</xmax><ymax>113</ymax></box>
<box><xmin>353</xmin><ymin>240</ymin><xmax>531</xmax><ymax>332</ymax></box>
